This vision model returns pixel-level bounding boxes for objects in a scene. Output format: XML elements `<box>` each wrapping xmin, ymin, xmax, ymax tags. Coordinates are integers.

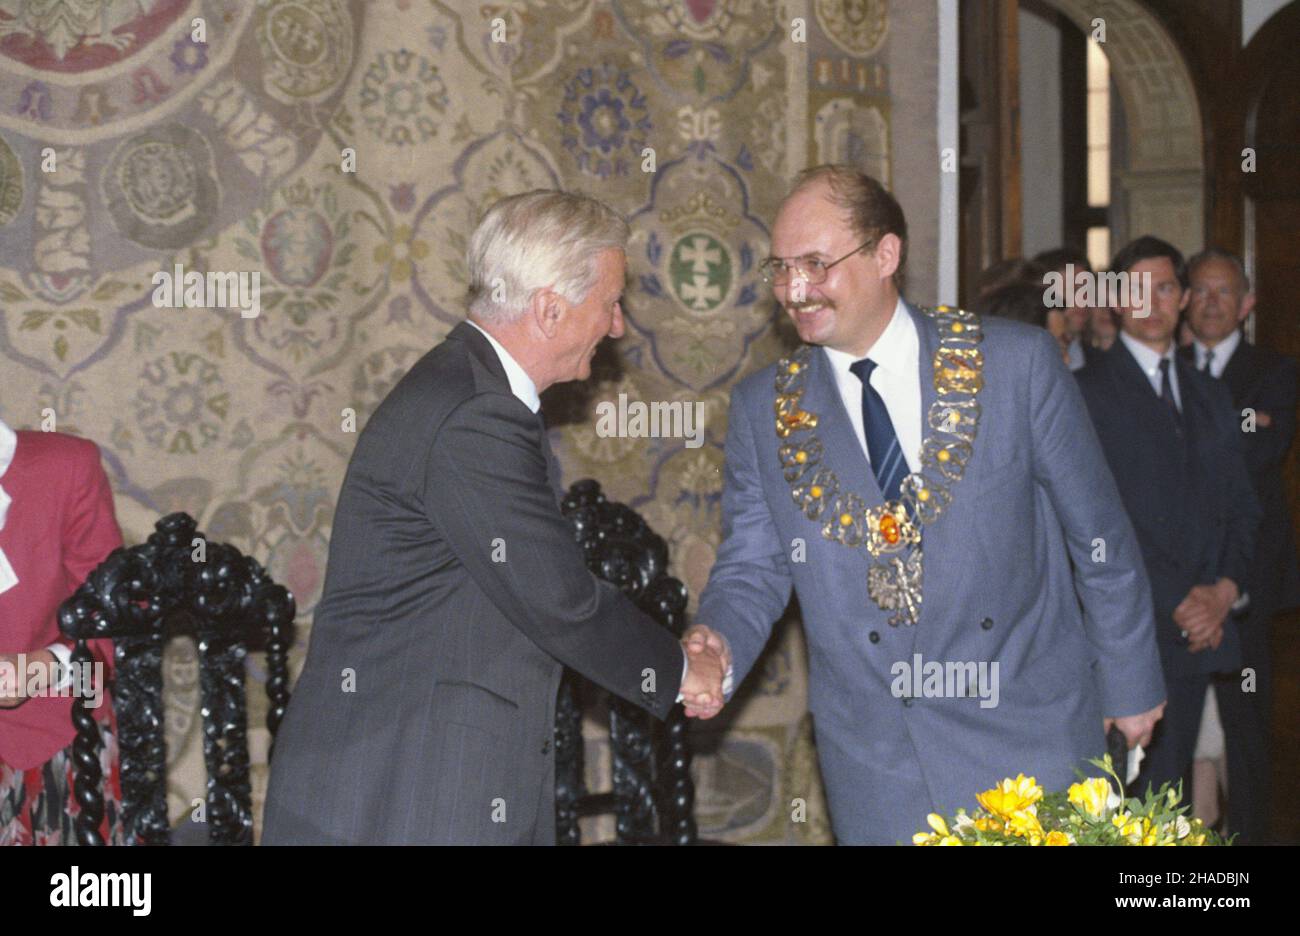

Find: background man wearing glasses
<box><xmin>692</xmin><ymin>165</ymin><xmax>1167</xmax><ymax>844</ymax></box>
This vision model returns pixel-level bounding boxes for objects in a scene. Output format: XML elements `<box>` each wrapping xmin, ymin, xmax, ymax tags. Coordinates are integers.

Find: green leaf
<box><xmin>90</xmin><ymin>280</ymin><xmax>128</xmax><ymax>302</ymax></box>
<box><xmin>235</xmin><ymin>238</ymin><xmax>261</xmax><ymax>262</ymax></box>
<box><xmin>0</xmin><ymin>280</ymin><xmax>29</xmax><ymax>303</ymax></box>
<box><xmin>20</xmin><ymin>310</ymin><xmax>53</xmax><ymax>330</ymax></box>
<box><xmin>65</xmin><ymin>309</ymin><xmax>101</xmax><ymax>332</ymax></box>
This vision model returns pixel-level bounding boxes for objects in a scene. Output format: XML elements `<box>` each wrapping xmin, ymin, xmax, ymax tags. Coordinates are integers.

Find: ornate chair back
<box><xmin>58</xmin><ymin>513</ymin><xmax>295</xmax><ymax>845</ymax></box>
<box><xmin>556</xmin><ymin>480</ymin><xmax>697</xmax><ymax>845</ymax></box>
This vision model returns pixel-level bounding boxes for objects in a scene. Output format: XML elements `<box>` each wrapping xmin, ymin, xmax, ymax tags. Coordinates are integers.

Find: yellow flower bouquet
<box><xmin>913</xmin><ymin>757</ymin><xmax>1228</xmax><ymax>846</ymax></box>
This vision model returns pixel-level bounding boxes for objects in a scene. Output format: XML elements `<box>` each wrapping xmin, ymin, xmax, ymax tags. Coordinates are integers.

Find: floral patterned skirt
<box><xmin>0</xmin><ymin>722</ymin><xmax>124</xmax><ymax>845</ymax></box>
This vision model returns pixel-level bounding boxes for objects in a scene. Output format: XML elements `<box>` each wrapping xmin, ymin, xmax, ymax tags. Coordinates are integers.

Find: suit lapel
<box><xmin>1221</xmin><ymin>339</ymin><xmax>1260</xmax><ymax>405</ymax></box>
<box><xmin>448</xmin><ymin>320</ymin><xmax>564</xmax><ymax>504</ymax></box>
<box><xmin>907</xmin><ymin>302</ymin><xmax>940</xmax><ymax>452</ymax></box>
<box><xmin>444</xmin><ymin>322</ymin><xmax>509</xmax><ymax>390</ymax></box>
<box><xmin>1108</xmin><ymin>342</ymin><xmax>1190</xmax><ymax>556</ymax></box>
<box><xmin>1111</xmin><ymin>340</ymin><xmax>1180</xmax><ymax>430</ymax></box>
<box><xmin>905</xmin><ymin>304</ymin><xmax>938</xmax><ymax>642</ymax></box>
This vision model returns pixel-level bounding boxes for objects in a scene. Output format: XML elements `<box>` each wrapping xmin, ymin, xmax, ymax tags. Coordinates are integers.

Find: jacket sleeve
<box><xmin>1207</xmin><ymin>379</ymin><xmax>1262</xmax><ymax>591</ymax></box>
<box><xmin>1030</xmin><ymin>332</ymin><xmax>1166</xmax><ymax>717</ymax></box>
<box><xmin>423</xmin><ymin>390</ymin><xmax>683</xmax><ymax>719</ymax></box>
<box><xmin>1252</xmin><ymin>353</ymin><xmax>1298</xmax><ymax>472</ymax></box>
<box><xmin>696</xmin><ymin>383</ymin><xmax>794</xmax><ymax>694</ymax></box>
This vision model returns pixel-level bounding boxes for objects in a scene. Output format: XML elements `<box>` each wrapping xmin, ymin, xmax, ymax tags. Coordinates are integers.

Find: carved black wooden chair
<box><xmin>57</xmin><ymin>513</ymin><xmax>295</xmax><ymax>846</ymax></box>
<box><xmin>556</xmin><ymin>479</ymin><xmax>698</xmax><ymax>845</ymax></box>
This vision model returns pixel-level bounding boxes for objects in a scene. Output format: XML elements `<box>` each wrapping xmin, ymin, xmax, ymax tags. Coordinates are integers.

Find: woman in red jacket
<box><xmin>0</xmin><ymin>419</ymin><xmax>123</xmax><ymax>844</ymax></box>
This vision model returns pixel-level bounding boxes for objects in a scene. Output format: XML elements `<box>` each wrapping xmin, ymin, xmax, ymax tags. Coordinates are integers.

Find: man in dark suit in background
<box><xmin>263</xmin><ymin>190</ymin><xmax>726</xmax><ymax>845</ymax></box>
<box><xmin>1181</xmin><ymin>247</ymin><xmax>1298</xmax><ymax>843</ymax></box>
<box><xmin>1076</xmin><ymin>236</ymin><xmax>1260</xmax><ymax>810</ymax></box>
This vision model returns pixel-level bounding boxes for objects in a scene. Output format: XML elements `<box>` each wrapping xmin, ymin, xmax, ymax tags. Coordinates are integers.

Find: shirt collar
<box><xmin>466</xmin><ymin>319</ymin><xmax>540</xmax><ymax>414</ymax></box>
<box><xmin>1192</xmin><ymin>329</ymin><xmax>1240</xmax><ymax>370</ymax></box>
<box><xmin>1118</xmin><ymin>330</ymin><xmax>1176</xmax><ymax>377</ymax></box>
<box><xmin>822</xmin><ymin>297</ymin><xmax>916</xmax><ymax>376</ymax></box>
<box><xmin>0</xmin><ymin>418</ymin><xmax>15</xmax><ymax>532</ymax></box>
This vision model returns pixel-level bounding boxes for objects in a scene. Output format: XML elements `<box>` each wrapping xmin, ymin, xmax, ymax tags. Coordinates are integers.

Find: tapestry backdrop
<box><xmin>0</xmin><ymin>0</ymin><xmax>939</xmax><ymax>844</ymax></box>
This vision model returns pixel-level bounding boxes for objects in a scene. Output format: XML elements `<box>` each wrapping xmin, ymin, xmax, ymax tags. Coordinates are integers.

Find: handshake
<box><xmin>678</xmin><ymin>624</ymin><xmax>732</xmax><ymax>720</ymax></box>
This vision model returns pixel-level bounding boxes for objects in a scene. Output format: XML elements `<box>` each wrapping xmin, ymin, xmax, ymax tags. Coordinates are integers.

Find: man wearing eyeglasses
<box><xmin>691</xmin><ymin>165</ymin><xmax>1166</xmax><ymax>844</ymax></box>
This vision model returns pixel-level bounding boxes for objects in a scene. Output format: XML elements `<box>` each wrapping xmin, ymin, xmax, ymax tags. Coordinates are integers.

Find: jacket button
<box><xmin>541</xmin><ymin>738</ymin><xmax>551</xmax><ymax>755</ymax></box>
<box><xmin>869</xmin><ymin>631</ymin><xmax>880</xmax><ymax>643</ymax></box>
<box><xmin>902</xmin><ymin>697</ymin><xmax>914</xmax><ymax>708</ymax></box>
<box><xmin>980</xmin><ymin>617</ymin><xmax>994</xmax><ymax>630</ymax></box>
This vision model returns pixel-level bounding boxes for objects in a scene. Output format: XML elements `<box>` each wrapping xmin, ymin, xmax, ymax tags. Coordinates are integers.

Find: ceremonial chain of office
<box><xmin>774</xmin><ymin>306</ymin><xmax>986</xmax><ymax>627</ymax></box>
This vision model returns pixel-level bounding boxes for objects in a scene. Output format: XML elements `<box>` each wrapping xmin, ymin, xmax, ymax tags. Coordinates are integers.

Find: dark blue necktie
<box><xmin>848</xmin><ymin>358</ymin><xmax>907</xmax><ymax>502</ymax></box>
<box><xmin>1158</xmin><ymin>358</ymin><xmax>1180</xmax><ymax>416</ymax></box>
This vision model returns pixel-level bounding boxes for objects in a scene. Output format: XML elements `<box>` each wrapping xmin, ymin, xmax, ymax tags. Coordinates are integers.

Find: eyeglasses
<box><xmin>758</xmin><ymin>238</ymin><xmax>876</xmax><ymax>285</ymax></box>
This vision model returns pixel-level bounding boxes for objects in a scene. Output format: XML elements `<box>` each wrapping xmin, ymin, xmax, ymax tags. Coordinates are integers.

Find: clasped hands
<box><xmin>679</xmin><ymin>624</ymin><xmax>731</xmax><ymax>720</ymax></box>
<box><xmin>1173</xmin><ymin>577</ymin><xmax>1238</xmax><ymax>654</ymax></box>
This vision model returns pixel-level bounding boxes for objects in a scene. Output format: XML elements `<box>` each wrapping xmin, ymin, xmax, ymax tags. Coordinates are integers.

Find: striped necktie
<box><xmin>848</xmin><ymin>358</ymin><xmax>908</xmax><ymax>503</ymax></box>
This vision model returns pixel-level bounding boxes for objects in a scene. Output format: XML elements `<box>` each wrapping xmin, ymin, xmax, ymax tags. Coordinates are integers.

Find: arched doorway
<box><xmin>1040</xmin><ymin>0</ymin><xmax>1205</xmax><ymax>254</ymax></box>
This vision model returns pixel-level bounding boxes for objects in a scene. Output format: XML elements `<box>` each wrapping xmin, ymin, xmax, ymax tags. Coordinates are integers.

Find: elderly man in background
<box><xmin>1179</xmin><ymin>247</ymin><xmax>1298</xmax><ymax>844</ymax></box>
<box><xmin>263</xmin><ymin>190</ymin><xmax>726</xmax><ymax>845</ymax></box>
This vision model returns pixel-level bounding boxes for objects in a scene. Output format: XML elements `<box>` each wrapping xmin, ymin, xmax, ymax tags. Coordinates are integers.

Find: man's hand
<box><xmin>682</xmin><ymin>624</ymin><xmax>731</xmax><ymax>718</ymax></box>
<box><xmin>680</xmin><ymin>640</ymin><xmax>725</xmax><ymax>720</ymax></box>
<box><xmin>1173</xmin><ymin>579</ymin><xmax>1237</xmax><ymax>653</ymax></box>
<box><xmin>683</xmin><ymin>624</ymin><xmax>731</xmax><ymax>675</ymax></box>
<box><xmin>1104</xmin><ymin>701</ymin><xmax>1166</xmax><ymax>749</ymax></box>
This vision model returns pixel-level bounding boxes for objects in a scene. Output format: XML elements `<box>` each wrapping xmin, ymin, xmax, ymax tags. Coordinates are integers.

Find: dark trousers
<box><xmin>1214</xmin><ymin>613</ymin><xmax>1274</xmax><ymax>845</ymax></box>
<box><xmin>1138</xmin><ymin>670</ymin><xmax>1209</xmax><ymax>804</ymax></box>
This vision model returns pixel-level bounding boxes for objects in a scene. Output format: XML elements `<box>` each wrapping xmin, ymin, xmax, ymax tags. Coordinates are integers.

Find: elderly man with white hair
<box><xmin>262</xmin><ymin>190</ymin><xmax>726</xmax><ymax>845</ymax></box>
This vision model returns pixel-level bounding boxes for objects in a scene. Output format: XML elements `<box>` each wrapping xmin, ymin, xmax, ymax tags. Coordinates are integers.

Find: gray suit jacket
<box><xmin>698</xmin><ymin>302</ymin><xmax>1165</xmax><ymax>844</ymax></box>
<box><xmin>262</xmin><ymin>322</ymin><xmax>683</xmax><ymax>845</ymax></box>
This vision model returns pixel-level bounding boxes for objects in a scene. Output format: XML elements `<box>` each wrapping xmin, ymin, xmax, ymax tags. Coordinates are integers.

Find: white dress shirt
<box><xmin>1191</xmin><ymin>329</ymin><xmax>1240</xmax><ymax>379</ymax></box>
<box><xmin>1119</xmin><ymin>330</ymin><xmax>1181</xmax><ymax>410</ymax></box>
<box><xmin>0</xmin><ymin>417</ymin><xmax>16</xmax><ymax>597</ymax></box>
<box><xmin>1066</xmin><ymin>336</ymin><xmax>1087</xmax><ymax>372</ymax></box>
<box><xmin>821</xmin><ymin>298</ymin><xmax>923</xmax><ymax>474</ymax></box>
<box><xmin>462</xmin><ymin>320</ymin><xmax>727</xmax><ymax>700</ymax></box>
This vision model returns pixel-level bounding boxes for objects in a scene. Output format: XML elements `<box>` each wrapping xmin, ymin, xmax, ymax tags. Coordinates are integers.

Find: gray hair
<box><xmin>466</xmin><ymin>190</ymin><xmax>630</xmax><ymax>324</ymax></box>
<box><xmin>1187</xmin><ymin>247</ymin><xmax>1251</xmax><ymax>293</ymax></box>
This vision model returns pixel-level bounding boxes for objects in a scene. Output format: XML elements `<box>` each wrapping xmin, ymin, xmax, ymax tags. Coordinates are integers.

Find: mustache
<box><xmin>788</xmin><ymin>300</ymin><xmax>834</xmax><ymax>312</ymax></box>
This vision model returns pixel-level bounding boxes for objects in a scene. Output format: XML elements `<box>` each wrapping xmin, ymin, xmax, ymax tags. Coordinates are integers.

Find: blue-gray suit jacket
<box><xmin>698</xmin><ymin>302</ymin><xmax>1166</xmax><ymax>844</ymax></box>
